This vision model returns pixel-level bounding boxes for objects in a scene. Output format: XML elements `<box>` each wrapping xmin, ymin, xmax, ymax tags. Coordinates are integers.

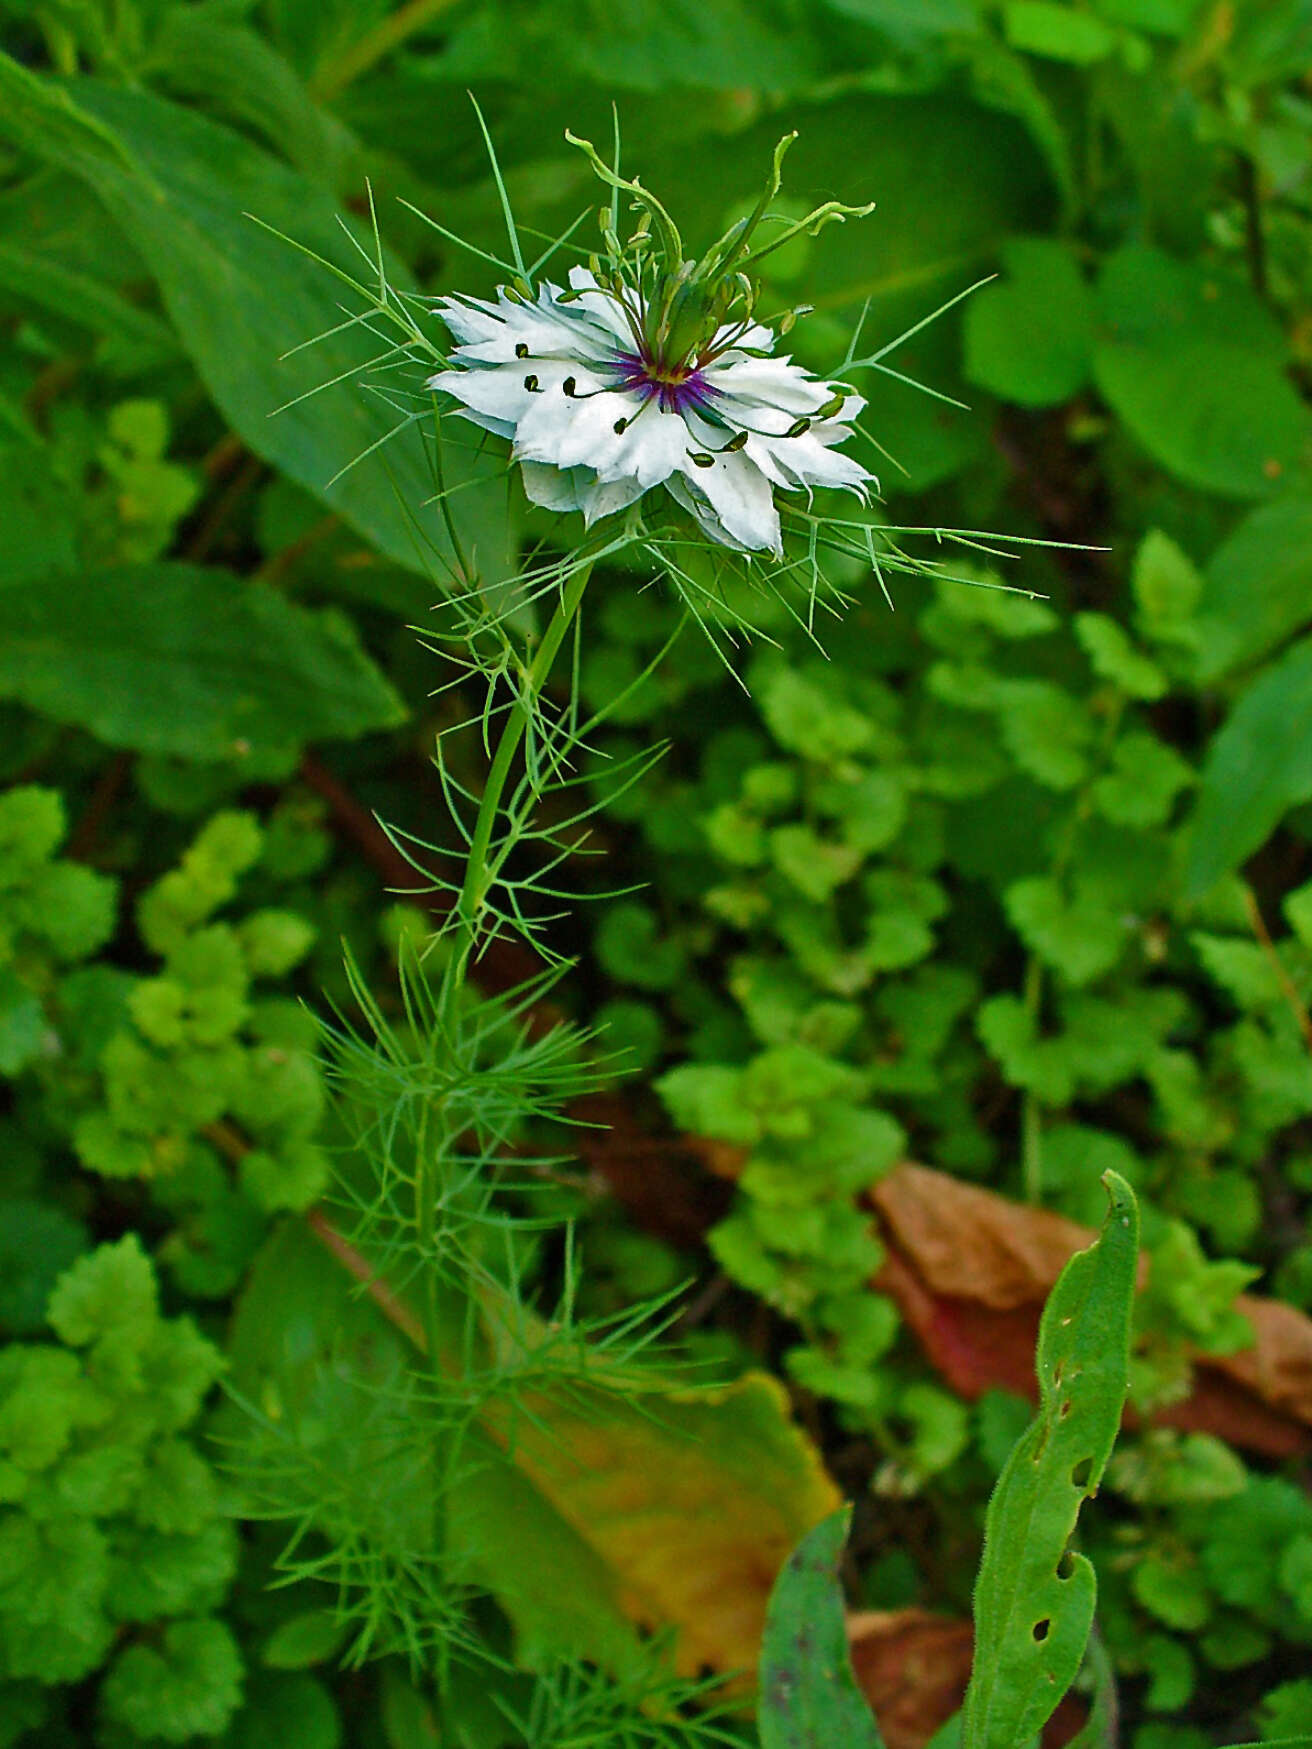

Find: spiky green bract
<box><xmin>961</xmin><ymin>1171</ymin><xmax>1139</xmax><ymax>1749</ymax></box>
<box><xmin>224</xmin><ymin>941</ymin><xmax>699</xmax><ymax>1694</ymax></box>
<box><xmin>494</xmin><ymin>1655</ymin><xmax>747</xmax><ymax>1749</ymax></box>
<box><xmin>561</xmin><ymin>126</ymin><xmax>873</xmax><ymax>383</ymax></box>
<box><xmin>757</xmin><ymin>1505</ymin><xmax>886</xmax><ymax>1749</ymax></box>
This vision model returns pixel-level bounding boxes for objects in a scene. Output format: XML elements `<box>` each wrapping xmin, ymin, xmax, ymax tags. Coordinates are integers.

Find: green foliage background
<box><xmin>3</xmin><ymin>0</ymin><xmax>1312</xmax><ymax>1744</ymax></box>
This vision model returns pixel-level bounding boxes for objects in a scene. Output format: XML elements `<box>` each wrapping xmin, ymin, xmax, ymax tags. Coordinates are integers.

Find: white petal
<box><xmin>675</xmin><ymin>449</ymin><xmax>781</xmax><ymax>554</ymax></box>
<box><xmin>430</xmin><ymin>362</ymin><xmax>537</xmax><ymax>427</ymax></box>
<box><xmin>704</xmin><ymin>354</ymin><xmax>833</xmax><ymax>416</ymax></box>
<box><xmin>761</xmin><ymin>425</ymin><xmax>872</xmax><ymax>494</ymax></box>
<box><xmin>578</xmin><ymin>472</ymin><xmax>647</xmax><ymax>527</ymax></box>
<box><xmin>521</xmin><ymin>460</ymin><xmax>585</xmax><ymax>512</ymax></box>
<box><xmin>711</xmin><ymin>318</ymin><xmax>776</xmax><ymax>355</ymax></box>
<box><xmin>521</xmin><ymin>400</ymin><xmax>689</xmax><ymax>496</ymax></box>
<box><xmin>434</xmin><ymin>293</ymin><xmax>509</xmax><ymax>347</ymax></box>
<box><xmin>664</xmin><ymin>472</ymin><xmax>743</xmax><ymax>551</ymax></box>
<box><xmin>437</xmin><ymin>290</ymin><xmax>619</xmax><ymax>367</ymax></box>
<box><xmin>566</xmin><ymin>266</ymin><xmax>643</xmax><ymax>350</ymax></box>
<box><xmin>615</xmin><ymin>406</ymin><xmax>694</xmax><ymax>488</ymax></box>
<box><xmin>521</xmin><ymin>462</ymin><xmax>644</xmax><ymax>528</ymax></box>
<box><xmin>433</xmin><ymin>357</ymin><xmax>598</xmax><ymax>434</ymax></box>
<box><xmin>513</xmin><ymin>382</ymin><xmax>639</xmax><ymax>474</ymax></box>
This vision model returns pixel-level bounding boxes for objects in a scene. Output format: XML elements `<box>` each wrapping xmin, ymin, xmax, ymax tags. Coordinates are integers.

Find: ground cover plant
<box><xmin>2</xmin><ymin>1</ymin><xmax>1312</xmax><ymax>1745</ymax></box>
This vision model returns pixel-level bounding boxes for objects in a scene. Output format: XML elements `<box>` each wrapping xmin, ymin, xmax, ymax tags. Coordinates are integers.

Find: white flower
<box><xmin>428</xmin><ymin>266</ymin><xmax>872</xmax><ymax>556</ymax></box>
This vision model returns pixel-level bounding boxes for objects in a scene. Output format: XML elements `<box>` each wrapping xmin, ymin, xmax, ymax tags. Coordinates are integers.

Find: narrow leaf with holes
<box><xmin>960</xmin><ymin>1170</ymin><xmax>1138</xmax><ymax>1749</ymax></box>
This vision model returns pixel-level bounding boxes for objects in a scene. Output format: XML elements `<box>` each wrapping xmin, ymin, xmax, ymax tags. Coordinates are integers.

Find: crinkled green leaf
<box><xmin>1132</xmin><ymin>529</ymin><xmax>1204</xmax><ymax>648</ymax></box>
<box><xmin>1005</xmin><ymin>876</ymin><xmax>1127</xmax><ymax>986</ymax></box>
<box><xmin>1076</xmin><ymin>613</ymin><xmax>1168</xmax><ymax>700</ymax></box>
<box><xmin>1092</xmin><ymin>732</ymin><xmax>1192</xmax><ymax>828</ymax></box>
<box><xmin>997</xmin><ymin>681</ymin><xmax>1093</xmax><ymax>789</ymax></box>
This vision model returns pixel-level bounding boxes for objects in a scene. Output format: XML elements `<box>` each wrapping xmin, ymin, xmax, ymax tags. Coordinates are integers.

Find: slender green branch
<box><xmin>310</xmin><ymin>0</ymin><xmax>463</xmax><ymax>100</ymax></box>
<box><xmin>455</xmin><ymin>559</ymin><xmax>595</xmax><ymax>949</ymax></box>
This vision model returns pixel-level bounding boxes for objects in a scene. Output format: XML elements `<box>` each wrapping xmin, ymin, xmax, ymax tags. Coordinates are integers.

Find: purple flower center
<box><xmin>613</xmin><ymin>351</ymin><xmax>717</xmax><ymax>416</ymax></box>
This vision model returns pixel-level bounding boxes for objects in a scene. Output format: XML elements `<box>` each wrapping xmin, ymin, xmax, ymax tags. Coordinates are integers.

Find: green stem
<box><xmin>310</xmin><ymin>0</ymin><xmax>463</xmax><ymax>100</ymax></box>
<box><xmin>455</xmin><ymin>558</ymin><xmax>594</xmax><ymax>951</ymax></box>
<box><xmin>1021</xmin><ymin>956</ymin><xmax>1043</xmax><ymax>1204</ymax></box>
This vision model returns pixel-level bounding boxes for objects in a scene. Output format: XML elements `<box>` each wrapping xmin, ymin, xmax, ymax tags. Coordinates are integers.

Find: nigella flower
<box><xmin>428</xmin><ymin>133</ymin><xmax>875</xmax><ymax>557</ymax></box>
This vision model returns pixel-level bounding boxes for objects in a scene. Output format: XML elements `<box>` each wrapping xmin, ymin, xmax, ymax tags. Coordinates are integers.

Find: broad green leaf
<box><xmin>1194</xmin><ymin>498</ymin><xmax>1312</xmax><ymax>681</ymax></box>
<box><xmin>1096</xmin><ymin>0</ymin><xmax>1197</xmax><ymax>32</ymax></box>
<box><xmin>0</xmin><ymin>236</ymin><xmax>178</xmax><ymax>375</ymax></box>
<box><xmin>149</xmin><ymin>11</ymin><xmax>360</xmax><ymax>187</ymax></box>
<box><xmin>0</xmin><ymin>57</ymin><xmax>510</xmax><ymax>580</ymax></box>
<box><xmin>825</xmin><ymin>0</ymin><xmax>979</xmax><ymax>30</ymax></box>
<box><xmin>964</xmin><ymin>237</ymin><xmax>1093</xmax><ymax>406</ymax></box>
<box><xmin>757</xmin><ymin>1506</ymin><xmax>885</xmax><ymax>1749</ymax></box>
<box><xmin>1004</xmin><ymin>2</ymin><xmax>1118</xmax><ymax>62</ymax></box>
<box><xmin>1186</xmin><ymin>636</ymin><xmax>1312</xmax><ymax>897</ymax></box>
<box><xmin>1093</xmin><ymin>247</ymin><xmax>1312</xmax><ymax>499</ymax></box>
<box><xmin>439</xmin><ymin>0</ymin><xmax>823</xmax><ymax>92</ymax></box>
<box><xmin>0</xmin><ymin>562</ymin><xmax>405</xmax><ymax>761</ymax></box>
<box><xmin>0</xmin><ymin>442</ymin><xmax>77</xmax><ymax>587</ymax></box>
<box><xmin>961</xmin><ymin>1172</ymin><xmax>1139</xmax><ymax>1749</ymax></box>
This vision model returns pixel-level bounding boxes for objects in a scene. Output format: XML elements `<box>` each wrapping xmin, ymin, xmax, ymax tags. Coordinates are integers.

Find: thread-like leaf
<box><xmin>961</xmin><ymin>1170</ymin><xmax>1138</xmax><ymax>1749</ymax></box>
<box><xmin>757</xmin><ymin>1505</ymin><xmax>885</xmax><ymax>1749</ymax></box>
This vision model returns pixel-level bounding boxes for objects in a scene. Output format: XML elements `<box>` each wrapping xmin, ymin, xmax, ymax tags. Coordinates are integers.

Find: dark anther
<box><xmin>523</xmin><ymin>374</ymin><xmax>540</xmax><ymax>392</ymax></box>
<box><xmin>690</xmin><ymin>452</ymin><xmax>715</xmax><ymax>468</ymax></box>
<box><xmin>818</xmin><ymin>392</ymin><xmax>847</xmax><ymax>419</ymax></box>
<box><xmin>563</xmin><ymin>377</ymin><xmax>577</xmax><ymax>396</ymax></box>
<box><xmin>613</xmin><ymin>417</ymin><xmax>629</xmax><ymax>434</ymax></box>
<box><xmin>721</xmin><ymin>430</ymin><xmax>750</xmax><ymax>453</ymax></box>
<box><xmin>515</xmin><ymin>343</ymin><xmax>530</xmax><ymax>359</ymax></box>
<box><xmin>785</xmin><ymin>417</ymin><xmax>811</xmax><ymax>439</ymax></box>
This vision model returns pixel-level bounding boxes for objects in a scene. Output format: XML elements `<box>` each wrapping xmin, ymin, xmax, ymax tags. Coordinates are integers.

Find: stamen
<box><xmin>720</xmin><ymin>430</ymin><xmax>750</xmax><ymax>453</ymax></box>
<box><xmin>613</xmin><ymin>417</ymin><xmax>629</xmax><ymax>434</ymax></box>
<box><xmin>563</xmin><ymin>377</ymin><xmax>577</xmax><ymax>396</ymax></box>
<box><xmin>690</xmin><ymin>452</ymin><xmax>715</xmax><ymax>468</ymax></box>
<box><xmin>515</xmin><ymin>343</ymin><xmax>530</xmax><ymax>359</ymax></box>
<box><xmin>785</xmin><ymin>417</ymin><xmax>811</xmax><ymax>438</ymax></box>
<box><xmin>817</xmin><ymin>392</ymin><xmax>847</xmax><ymax>419</ymax></box>
<box><xmin>523</xmin><ymin>374</ymin><xmax>541</xmax><ymax>392</ymax></box>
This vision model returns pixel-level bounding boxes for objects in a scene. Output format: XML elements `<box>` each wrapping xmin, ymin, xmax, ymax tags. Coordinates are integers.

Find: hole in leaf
<box><xmin>1032</xmin><ymin>1618</ymin><xmax>1051</xmax><ymax>1643</ymax></box>
<box><xmin>1071</xmin><ymin>1457</ymin><xmax>1093</xmax><ymax>1490</ymax></box>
